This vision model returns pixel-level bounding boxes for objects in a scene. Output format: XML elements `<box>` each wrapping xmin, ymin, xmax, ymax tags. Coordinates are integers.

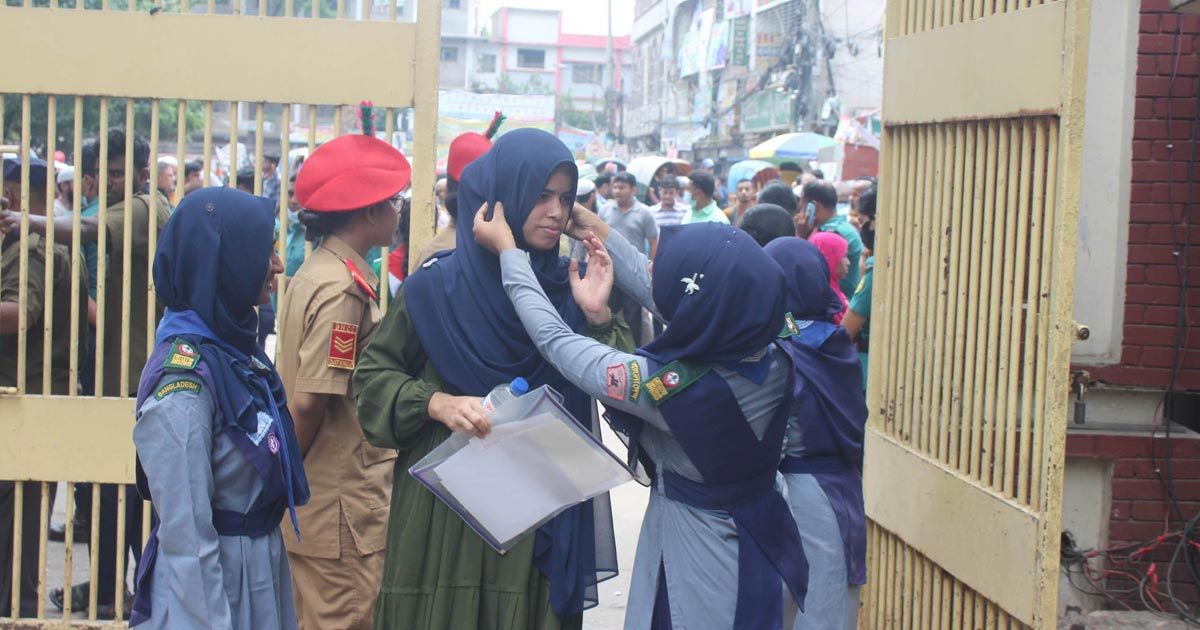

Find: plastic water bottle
<box><xmin>480</xmin><ymin>377</ymin><xmax>530</xmax><ymax>413</ymax></box>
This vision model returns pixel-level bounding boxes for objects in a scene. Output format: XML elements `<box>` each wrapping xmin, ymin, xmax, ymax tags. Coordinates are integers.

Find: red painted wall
<box><xmin>1081</xmin><ymin>0</ymin><xmax>1200</xmax><ymax>391</ymax></box>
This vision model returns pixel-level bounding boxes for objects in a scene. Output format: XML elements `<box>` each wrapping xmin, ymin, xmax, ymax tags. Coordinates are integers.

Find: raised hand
<box><xmin>569</xmin><ymin>234</ymin><xmax>614</xmax><ymax>326</ymax></box>
<box><xmin>473</xmin><ymin>201</ymin><xmax>517</xmax><ymax>255</ymax></box>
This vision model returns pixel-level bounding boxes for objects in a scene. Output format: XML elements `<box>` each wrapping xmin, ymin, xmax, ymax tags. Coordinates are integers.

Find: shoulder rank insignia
<box><xmin>327</xmin><ymin>322</ymin><xmax>359</xmax><ymax>370</ymax></box>
<box><xmin>154</xmin><ymin>378</ymin><xmax>201</xmax><ymax>400</ymax></box>
<box><xmin>164</xmin><ymin>338</ymin><xmax>200</xmax><ymax>371</ymax></box>
<box><xmin>344</xmin><ymin>258</ymin><xmax>378</xmax><ymax>302</ymax></box>
<box><xmin>644</xmin><ymin>360</ymin><xmax>710</xmax><ymax>406</ymax></box>
<box><xmin>779</xmin><ymin>312</ymin><xmax>801</xmax><ymax>338</ymax></box>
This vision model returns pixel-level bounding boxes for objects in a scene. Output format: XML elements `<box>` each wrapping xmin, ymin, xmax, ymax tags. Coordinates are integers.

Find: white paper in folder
<box><xmin>432</xmin><ymin>410</ymin><xmax>633</xmax><ymax>546</ymax></box>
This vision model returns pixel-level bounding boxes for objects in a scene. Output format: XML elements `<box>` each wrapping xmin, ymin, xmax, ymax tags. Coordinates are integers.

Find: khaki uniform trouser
<box><xmin>288</xmin><ymin>515</ymin><xmax>384</xmax><ymax>630</ymax></box>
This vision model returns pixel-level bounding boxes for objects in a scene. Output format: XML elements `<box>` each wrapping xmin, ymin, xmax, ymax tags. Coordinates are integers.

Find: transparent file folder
<box><xmin>409</xmin><ymin>385</ymin><xmax>636</xmax><ymax>553</ymax></box>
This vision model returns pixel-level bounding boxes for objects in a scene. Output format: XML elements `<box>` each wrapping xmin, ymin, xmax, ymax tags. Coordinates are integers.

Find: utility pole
<box><xmin>607</xmin><ymin>0</ymin><xmax>616</xmax><ymax>138</ymax></box>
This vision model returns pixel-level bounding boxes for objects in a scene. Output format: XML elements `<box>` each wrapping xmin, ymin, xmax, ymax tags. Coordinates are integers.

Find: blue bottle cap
<box><xmin>509</xmin><ymin>377</ymin><xmax>530</xmax><ymax>396</ymax></box>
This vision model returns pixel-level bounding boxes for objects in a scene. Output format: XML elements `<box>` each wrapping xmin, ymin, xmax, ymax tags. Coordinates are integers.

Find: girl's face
<box><xmin>522</xmin><ymin>167</ymin><xmax>574</xmax><ymax>251</ymax></box>
<box><xmin>258</xmin><ymin>253</ymin><xmax>284</xmax><ymax>305</ymax></box>
<box><xmin>837</xmin><ymin>255</ymin><xmax>851</xmax><ymax>279</ymax></box>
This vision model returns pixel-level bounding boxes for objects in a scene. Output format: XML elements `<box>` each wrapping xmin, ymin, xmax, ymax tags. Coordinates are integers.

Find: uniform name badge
<box><xmin>251</xmin><ymin>411</ymin><xmax>273</xmax><ymax>446</ymax></box>
<box><xmin>327</xmin><ymin>322</ymin><xmax>359</xmax><ymax>369</ymax></box>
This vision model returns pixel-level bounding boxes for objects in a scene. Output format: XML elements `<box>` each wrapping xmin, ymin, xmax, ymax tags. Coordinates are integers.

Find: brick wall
<box><xmin>1068</xmin><ymin>433</ymin><xmax>1200</xmax><ymax>608</ymax></box>
<box><xmin>1082</xmin><ymin>0</ymin><xmax>1200</xmax><ymax>391</ymax></box>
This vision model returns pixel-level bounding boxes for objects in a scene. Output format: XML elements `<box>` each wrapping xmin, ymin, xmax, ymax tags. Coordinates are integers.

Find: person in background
<box><xmin>413</xmin><ymin>122</ymin><xmax>499</xmax><ymax>266</ymax></box>
<box><xmin>236</xmin><ymin>165</ymin><xmax>257</xmax><ymax>194</ymax></box>
<box><xmin>646</xmin><ymin>162</ymin><xmax>675</xmax><ymax>206</ymax></box>
<box><xmin>778</xmin><ymin>161</ymin><xmax>803</xmax><ymax>187</ymax></box>
<box><xmin>650</xmin><ymin>176</ymin><xmax>688</xmax><ymax>230</ymax></box>
<box><xmin>54</xmin><ymin>166</ymin><xmax>74</xmax><ymax>217</ymax></box>
<box><xmin>284</xmin><ymin>172</ymin><xmax>306</xmax><ymax>277</ymax></box>
<box><xmin>183</xmin><ymin>160</ymin><xmax>205</xmax><ymax>196</ymax></box>
<box><xmin>600</xmin><ymin>171</ymin><xmax>658</xmax><ymax>346</ymax></box>
<box><xmin>809</xmin><ymin>232</ymin><xmax>850</xmax><ymax>324</ymax></box>
<box><xmin>724</xmin><ymin>178</ymin><xmax>755</xmax><ymax>224</ymax></box>
<box><xmin>842</xmin><ymin>184</ymin><xmax>876</xmax><ymax>389</ymax></box>
<box><xmin>385</xmin><ymin>195</ymin><xmax>410</xmax><ymax>296</ymax></box>
<box><xmin>156</xmin><ymin>157</ymin><xmax>178</xmax><ymax>204</ymax></box>
<box><xmin>0</xmin><ymin>157</ymin><xmax>88</xmax><ymax>618</ymax></box>
<box><xmin>129</xmin><ymin>187</ymin><xmax>308</xmax><ymax>629</ymax></box>
<box><xmin>594</xmin><ymin>172</ymin><xmax>613</xmax><ymax>209</ymax></box>
<box><xmin>681</xmin><ymin>171</ymin><xmax>729</xmax><ymax>225</ymax></box>
<box><xmin>474</xmin><ymin>211</ymin><xmax>808</xmax><ymax>630</ymax></box>
<box><xmin>797</xmin><ymin>180</ymin><xmax>863</xmax><ymax>297</ymax></box>
<box><xmin>738</xmin><ymin>203</ymin><xmax>795</xmax><ymax>247</ymax></box>
<box><xmin>765</xmin><ymin>237</ymin><xmax>867</xmax><ymax>630</ymax></box>
<box><xmin>758</xmin><ymin>181</ymin><xmax>798</xmax><ymax>218</ymax></box>
<box><xmin>3</xmin><ymin>128</ymin><xmax>170</xmax><ymax>618</ymax></box>
<box><xmin>279</xmin><ymin>131</ymin><xmax>409</xmax><ymax>630</ymax></box>
<box><xmin>262</xmin><ymin>153</ymin><xmax>281</xmax><ymax>202</ymax></box>
<box><xmin>434</xmin><ymin>178</ymin><xmax>449</xmax><ymax>233</ymax></box>
<box><xmin>353</xmin><ymin>128</ymin><xmax>628</xmax><ymax>629</ymax></box>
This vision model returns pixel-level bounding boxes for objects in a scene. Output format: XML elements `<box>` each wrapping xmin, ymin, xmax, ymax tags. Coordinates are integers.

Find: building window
<box><xmin>517</xmin><ymin>48</ymin><xmax>545</xmax><ymax>69</ymax></box>
<box><xmin>477</xmin><ymin>53</ymin><xmax>497</xmax><ymax>74</ymax></box>
<box><xmin>572</xmin><ymin>63</ymin><xmax>603</xmax><ymax>85</ymax></box>
<box><xmin>441</xmin><ymin>46</ymin><xmax>459</xmax><ymax>62</ymax></box>
<box><xmin>446</xmin><ymin>0</ymin><xmax>460</xmax><ymax>7</ymax></box>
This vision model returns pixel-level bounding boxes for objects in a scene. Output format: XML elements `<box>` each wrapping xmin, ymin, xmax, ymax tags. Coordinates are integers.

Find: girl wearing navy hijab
<box><xmin>353</xmin><ymin>128</ymin><xmax>626</xmax><ymax>630</ymax></box>
<box><xmin>475</xmin><ymin>208</ymin><xmax>809</xmax><ymax>630</ymax></box>
<box><xmin>764</xmin><ymin>237</ymin><xmax>868</xmax><ymax>630</ymax></box>
<box><xmin>130</xmin><ymin>187</ymin><xmax>310</xmax><ymax>629</ymax></box>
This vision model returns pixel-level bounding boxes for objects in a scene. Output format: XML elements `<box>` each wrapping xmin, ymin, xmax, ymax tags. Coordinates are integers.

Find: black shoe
<box><xmin>48</xmin><ymin>582</ymin><xmax>132</xmax><ymax>620</ymax></box>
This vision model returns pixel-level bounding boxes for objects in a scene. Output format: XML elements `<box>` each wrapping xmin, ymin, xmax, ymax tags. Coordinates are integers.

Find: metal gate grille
<box><xmin>0</xmin><ymin>0</ymin><xmax>439</xmax><ymax>625</ymax></box>
<box><xmin>861</xmin><ymin>0</ymin><xmax>1090</xmax><ymax>627</ymax></box>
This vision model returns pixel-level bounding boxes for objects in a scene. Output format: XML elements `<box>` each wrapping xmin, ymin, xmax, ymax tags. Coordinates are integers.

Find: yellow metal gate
<box><xmin>862</xmin><ymin>1</ymin><xmax>1090</xmax><ymax>627</ymax></box>
<box><xmin>0</xmin><ymin>0</ymin><xmax>438</xmax><ymax>625</ymax></box>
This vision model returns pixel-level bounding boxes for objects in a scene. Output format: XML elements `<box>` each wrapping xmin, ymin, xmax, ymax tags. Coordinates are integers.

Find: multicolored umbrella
<box><xmin>749</xmin><ymin>132</ymin><xmax>838</xmax><ymax>162</ymax></box>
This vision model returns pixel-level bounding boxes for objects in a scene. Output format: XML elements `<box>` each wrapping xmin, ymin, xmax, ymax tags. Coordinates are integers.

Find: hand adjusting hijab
<box><xmin>152</xmin><ymin>187</ymin><xmax>310</xmax><ymax>531</ymax></box>
<box><xmin>405</xmin><ymin>128</ymin><xmax>614</xmax><ymax>616</ymax></box>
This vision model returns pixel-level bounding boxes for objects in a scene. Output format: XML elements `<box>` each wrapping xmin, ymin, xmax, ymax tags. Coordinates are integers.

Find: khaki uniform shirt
<box><xmin>277</xmin><ymin>235</ymin><xmax>395</xmax><ymax>559</ymax></box>
<box><xmin>99</xmin><ymin>192</ymin><xmax>171</xmax><ymax>397</ymax></box>
<box><xmin>0</xmin><ymin>232</ymin><xmax>89</xmax><ymax>395</ymax></box>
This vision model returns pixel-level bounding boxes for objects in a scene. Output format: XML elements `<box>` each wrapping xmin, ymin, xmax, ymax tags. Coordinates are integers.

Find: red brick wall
<box><xmin>1068</xmin><ymin>433</ymin><xmax>1200</xmax><ymax>608</ymax></box>
<box><xmin>1083</xmin><ymin>0</ymin><xmax>1200</xmax><ymax>391</ymax></box>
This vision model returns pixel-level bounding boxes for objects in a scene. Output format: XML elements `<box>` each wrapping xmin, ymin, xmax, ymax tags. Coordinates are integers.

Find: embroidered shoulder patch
<box><xmin>605</xmin><ymin>363</ymin><xmax>628</xmax><ymax>401</ymax></box>
<box><xmin>327</xmin><ymin>322</ymin><xmax>359</xmax><ymax>370</ymax></box>
<box><xmin>628</xmin><ymin>361</ymin><xmax>643</xmax><ymax>402</ymax></box>
<box><xmin>644</xmin><ymin>360</ymin><xmax>710</xmax><ymax>406</ymax></box>
<box><xmin>164</xmin><ymin>339</ymin><xmax>200</xmax><ymax>371</ymax></box>
<box><xmin>154</xmin><ymin>378</ymin><xmax>201</xmax><ymax>400</ymax></box>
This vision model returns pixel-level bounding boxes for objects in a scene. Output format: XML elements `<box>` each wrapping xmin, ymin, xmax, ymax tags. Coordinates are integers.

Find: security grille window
<box><xmin>441</xmin><ymin>47</ymin><xmax>459</xmax><ymax>62</ymax></box>
<box><xmin>572</xmin><ymin>64</ymin><xmax>602</xmax><ymax>85</ymax></box>
<box><xmin>478</xmin><ymin>53</ymin><xmax>497</xmax><ymax>74</ymax></box>
<box><xmin>517</xmin><ymin>48</ymin><xmax>545</xmax><ymax>69</ymax></box>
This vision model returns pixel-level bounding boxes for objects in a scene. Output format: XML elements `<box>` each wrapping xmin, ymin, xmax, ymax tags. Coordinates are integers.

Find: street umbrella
<box><xmin>726</xmin><ymin>159</ymin><xmax>780</xmax><ymax>192</ymax></box>
<box><xmin>749</xmin><ymin>132</ymin><xmax>838</xmax><ymax>162</ymax></box>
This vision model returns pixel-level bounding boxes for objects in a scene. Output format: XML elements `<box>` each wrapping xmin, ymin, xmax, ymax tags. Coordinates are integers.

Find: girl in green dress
<box><xmin>354</xmin><ymin>128</ymin><xmax>628</xmax><ymax>630</ymax></box>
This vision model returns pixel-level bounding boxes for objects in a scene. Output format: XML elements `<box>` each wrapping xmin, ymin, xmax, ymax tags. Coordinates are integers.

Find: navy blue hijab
<box><xmin>405</xmin><ymin>129</ymin><xmax>612</xmax><ymax>616</ymax></box>
<box><xmin>764</xmin><ymin>237</ymin><xmax>866</xmax><ymax>466</ymax></box>
<box><xmin>640</xmin><ymin>223</ymin><xmax>787</xmax><ymax>367</ymax></box>
<box><xmin>763</xmin><ymin>237</ymin><xmax>844</xmax><ymax>323</ymax></box>
<box><xmin>152</xmin><ymin>187</ymin><xmax>310</xmax><ymax>528</ymax></box>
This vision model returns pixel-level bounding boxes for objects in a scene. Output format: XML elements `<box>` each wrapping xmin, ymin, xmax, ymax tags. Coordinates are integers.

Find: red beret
<box><xmin>447</xmin><ymin>132</ymin><xmax>492</xmax><ymax>182</ymax></box>
<box><xmin>295</xmin><ymin>135</ymin><xmax>412</xmax><ymax>212</ymax></box>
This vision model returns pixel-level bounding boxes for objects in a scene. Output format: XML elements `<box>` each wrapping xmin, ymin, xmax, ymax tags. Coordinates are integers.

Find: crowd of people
<box><xmin>0</xmin><ymin>115</ymin><xmax>879</xmax><ymax>629</ymax></box>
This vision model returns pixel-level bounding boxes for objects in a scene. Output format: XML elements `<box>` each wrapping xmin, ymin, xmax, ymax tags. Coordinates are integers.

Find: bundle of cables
<box><xmin>1061</xmin><ymin>513</ymin><xmax>1200</xmax><ymax>624</ymax></box>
